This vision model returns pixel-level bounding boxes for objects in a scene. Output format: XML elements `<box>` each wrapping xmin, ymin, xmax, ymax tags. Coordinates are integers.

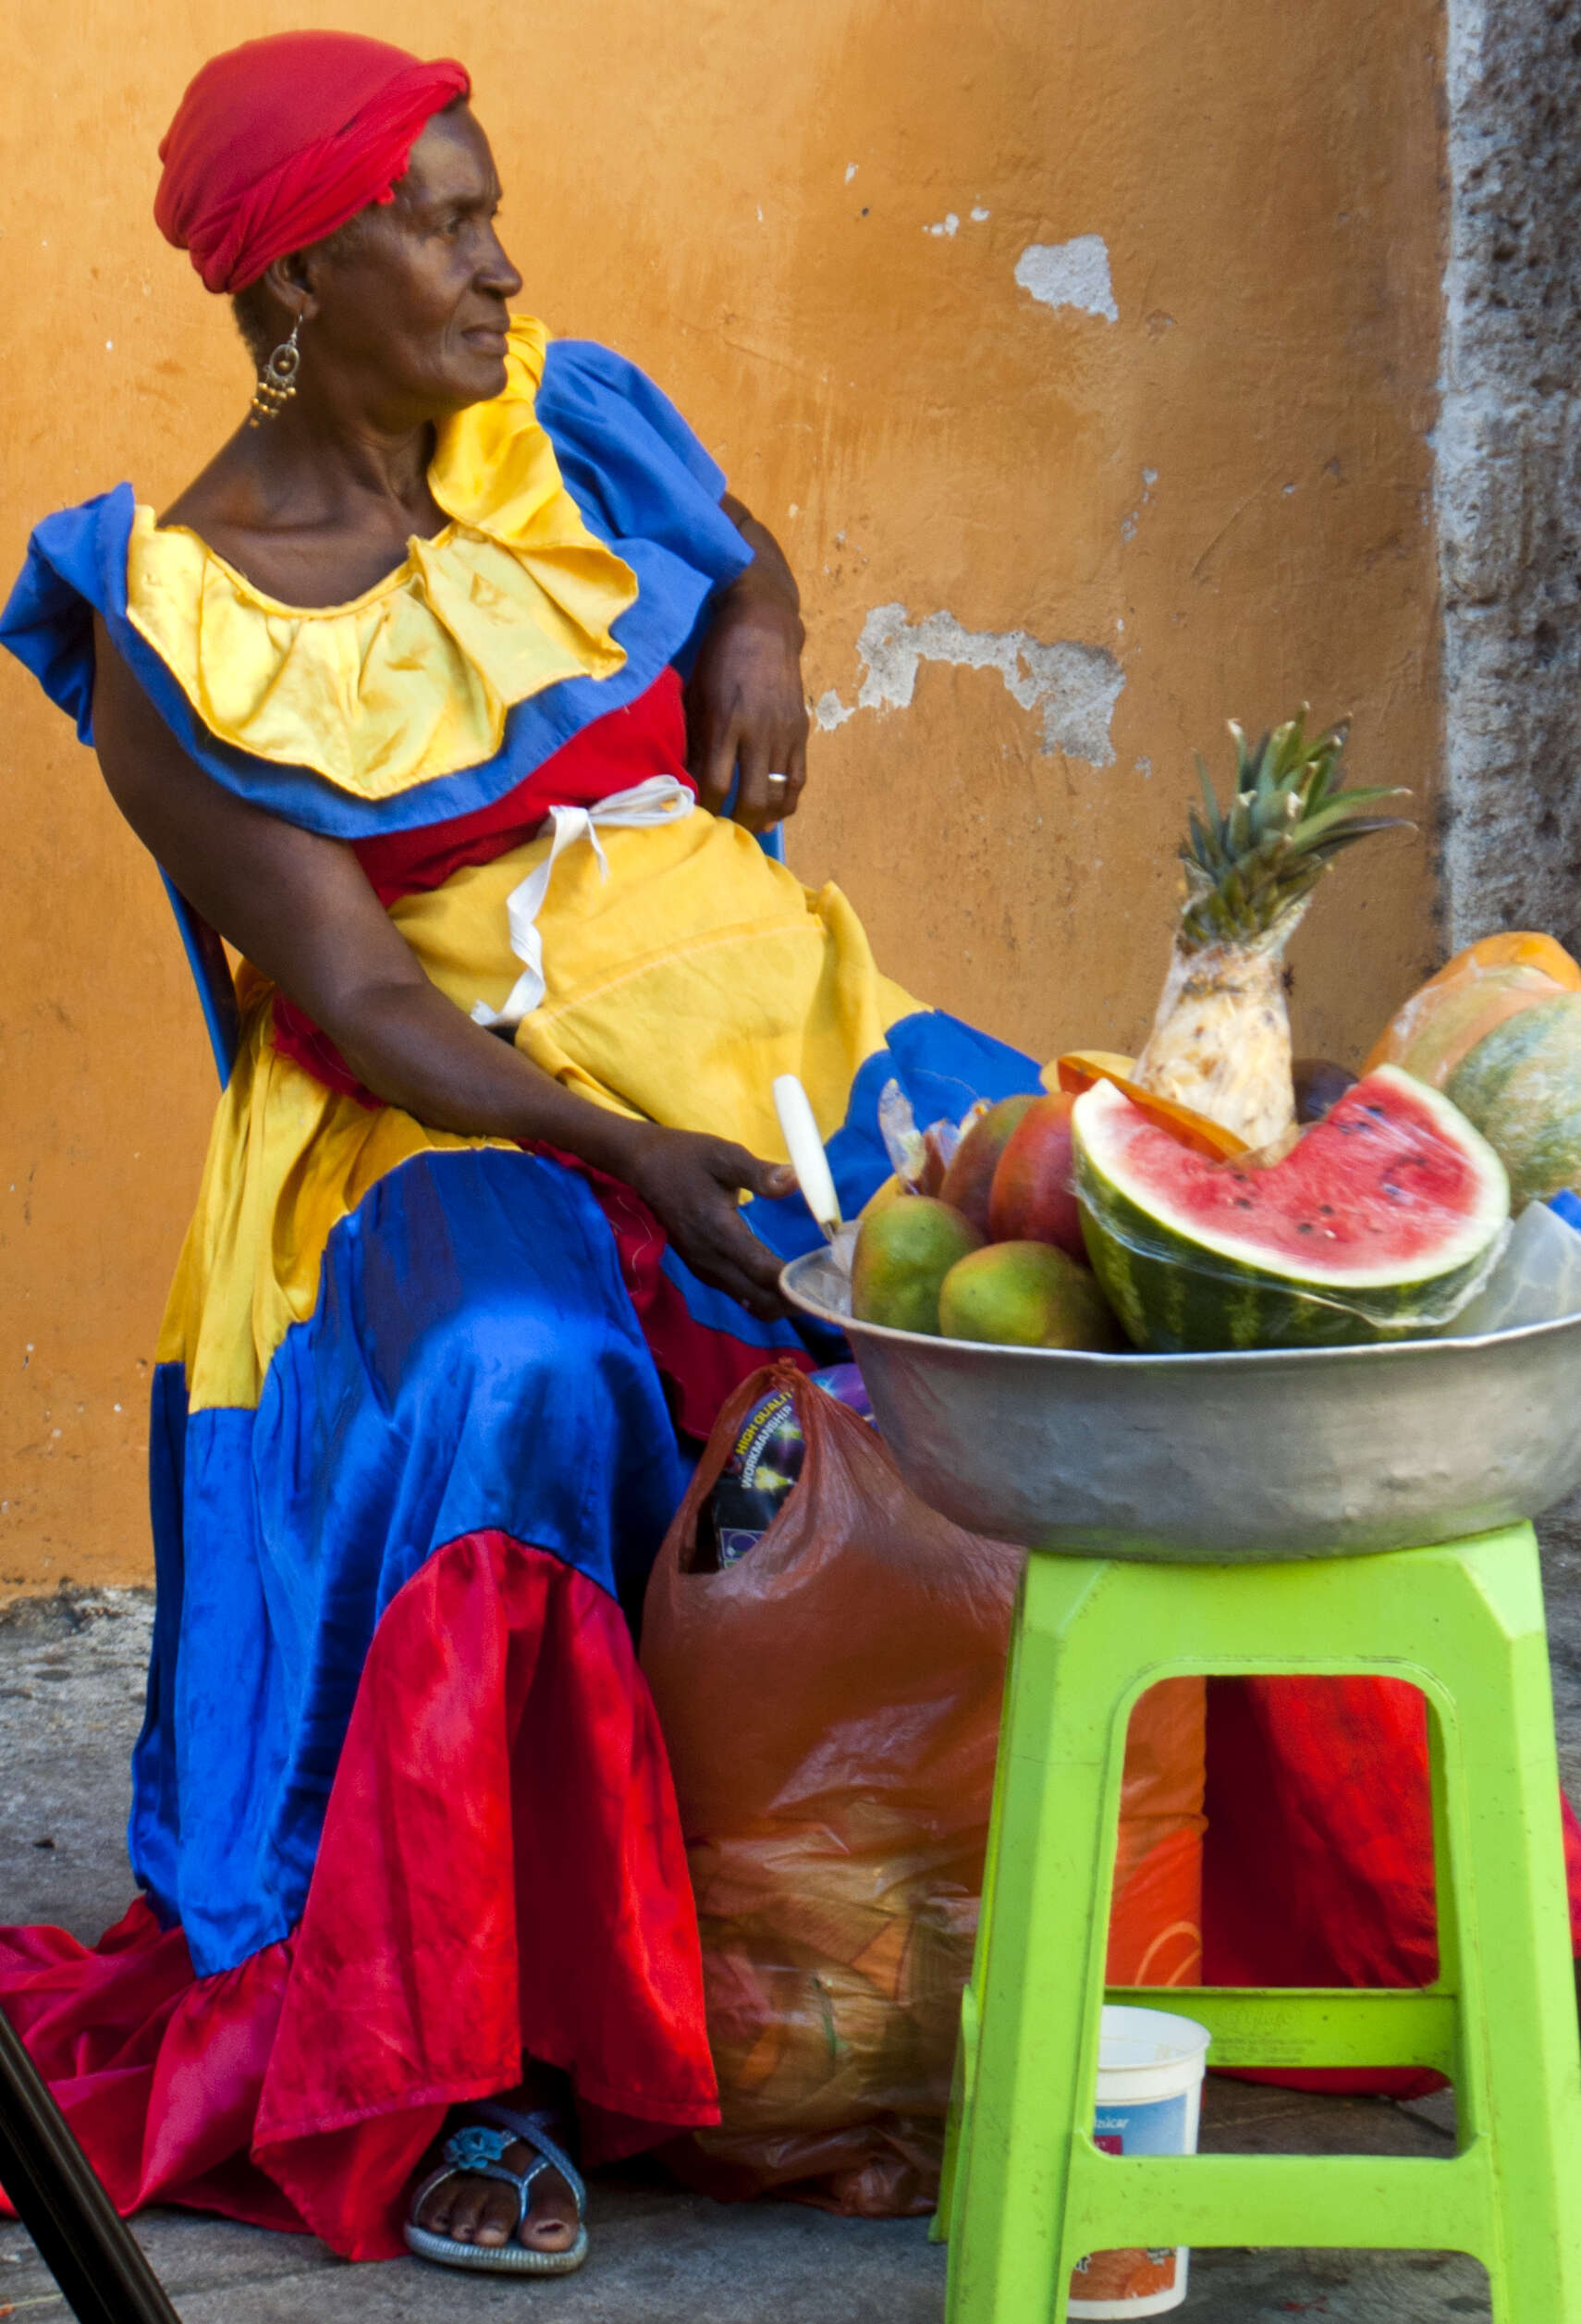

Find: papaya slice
<box><xmin>1050</xmin><ymin>1053</ymin><xmax>1251</xmax><ymax>1161</ymax></box>
<box><xmin>1046</xmin><ymin>1050</ymin><xmax>1136</xmax><ymax>1097</ymax></box>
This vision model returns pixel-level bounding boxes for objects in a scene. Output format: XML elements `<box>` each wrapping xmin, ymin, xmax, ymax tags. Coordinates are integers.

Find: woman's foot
<box><xmin>411</xmin><ymin>2067</ymin><xmax>581</xmax><ymax>2256</ymax></box>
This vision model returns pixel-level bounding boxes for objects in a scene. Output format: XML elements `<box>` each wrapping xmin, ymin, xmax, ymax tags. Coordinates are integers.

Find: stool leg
<box><xmin>1416</xmin><ymin>1531</ymin><xmax>1581</xmax><ymax>2321</ymax></box>
<box><xmin>945</xmin><ymin>1554</ymin><xmax>1131</xmax><ymax>2324</ymax></box>
<box><xmin>937</xmin><ymin>1544</ymin><xmax>1027</xmax><ymax>2249</ymax></box>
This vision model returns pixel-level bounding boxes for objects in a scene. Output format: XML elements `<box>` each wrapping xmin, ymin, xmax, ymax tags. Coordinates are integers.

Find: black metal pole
<box><xmin>0</xmin><ymin>2000</ymin><xmax>180</xmax><ymax>2323</ymax></box>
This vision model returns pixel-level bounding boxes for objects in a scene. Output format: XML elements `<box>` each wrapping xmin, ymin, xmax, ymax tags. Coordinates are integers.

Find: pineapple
<box><xmin>1134</xmin><ymin>709</ymin><xmax>1406</xmax><ymax>1149</ymax></box>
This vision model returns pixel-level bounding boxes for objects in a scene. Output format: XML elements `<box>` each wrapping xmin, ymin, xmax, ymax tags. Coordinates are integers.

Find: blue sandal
<box><xmin>405</xmin><ymin>2098</ymin><xmax>590</xmax><ymax>2275</ymax></box>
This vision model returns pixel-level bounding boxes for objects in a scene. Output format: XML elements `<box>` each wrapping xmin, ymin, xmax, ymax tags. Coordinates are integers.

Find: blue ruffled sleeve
<box><xmin>535</xmin><ymin>338</ymin><xmax>751</xmax><ymax>589</ymax></box>
<box><xmin>0</xmin><ymin>486</ymin><xmax>135</xmax><ymax>744</ymax></box>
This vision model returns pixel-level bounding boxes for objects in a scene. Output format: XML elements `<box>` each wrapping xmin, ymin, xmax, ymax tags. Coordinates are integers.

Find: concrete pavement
<box><xmin>13</xmin><ymin>1520</ymin><xmax>1581</xmax><ymax>2321</ymax></box>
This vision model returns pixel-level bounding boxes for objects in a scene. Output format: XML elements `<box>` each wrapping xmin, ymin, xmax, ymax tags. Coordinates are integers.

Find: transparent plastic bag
<box><xmin>1076</xmin><ymin>1076</ymin><xmax>1512</xmax><ymax>1352</ymax></box>
<box><xmin>1083</xmin><ymin>1177</ymin><xmax>1510</xmax><ymax>1349</ymax></box>
<box><xmin>876</xmin><ymin>1077</ymin><xmax>982</xmax><ymax>1193</ymax></box>
<box><xmin>1438</xmin><ymin>1198</ymin><xmax>1581</xmax><ymax>1334</ymax></box>
<box><xmin>641</xmin><ymin>1361</ymin><xmax>1206</xmax><ymax>2213</ymax></box>
<box><xmin>1134</xmin><ymin>925</ymin><xmax>1299</xmax><ymax>1151</ymax></box>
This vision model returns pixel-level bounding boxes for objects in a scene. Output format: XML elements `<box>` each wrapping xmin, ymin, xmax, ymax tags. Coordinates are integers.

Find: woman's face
<box><xmin>297</xmin><ymin>104</ymin><xmax>524</xmax><ymax>419</ymax></box>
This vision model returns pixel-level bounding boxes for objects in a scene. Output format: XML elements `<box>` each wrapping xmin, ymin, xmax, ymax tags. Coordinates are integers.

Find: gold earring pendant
<box><xmin>249</xmin><ymin>319</ymin><xmax>301</xmax><ymax>426</ymax></box>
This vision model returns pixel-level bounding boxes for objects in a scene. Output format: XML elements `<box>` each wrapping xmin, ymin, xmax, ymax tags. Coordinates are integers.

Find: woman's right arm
<box><xmin>91</xmin><ymin>618</ymin><xmax>793</xmax><ymax>1316</ymax></box>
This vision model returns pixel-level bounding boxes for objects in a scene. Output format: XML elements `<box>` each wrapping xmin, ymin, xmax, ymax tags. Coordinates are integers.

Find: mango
<box><xmin>860</xmin><ymin>1173</ymin><xmax>906</xmax><ymax>1221</ymax></box>
<box><xmin>938</xmin><ymin>1093</ymin><xmax>1038</xmax><ymax>1236</ymax></box>
<box><xmin>851</xmin><ymin>1196</ymin><xmax>984</xmax><ymax>1334</ymax></box>
<box><xmin>938</xmin><ymin>1240</ymin><xmax>1123</xmax><ymax>1350</ymax></box>
<box><xmin>988</xmin><ymin>1092</ymin><xmax>1085</xmax><ymax>1258</ymax></box>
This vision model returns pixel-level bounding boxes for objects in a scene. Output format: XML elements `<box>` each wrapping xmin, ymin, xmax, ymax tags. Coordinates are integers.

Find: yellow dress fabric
<box><xmin>123</xmin><ymin>318</ymin><xmax>637</xmax><ymax>798</ymax></box>
<box><xmin>400</xmin><ymin>810</ymin><xmax>917</xmax><ymax>1156</ymax></box>
<box><xmin>164</xmin><ymin>824</ymin><xmax>921</xmax><ymax>1416</ymax></box>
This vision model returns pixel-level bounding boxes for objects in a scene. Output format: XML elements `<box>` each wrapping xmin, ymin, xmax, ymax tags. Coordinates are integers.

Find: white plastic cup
<box><xmin>1067</xmin><ymin>2002</ymin><xmax>1213</xmax><ymax>2319</ymax></box>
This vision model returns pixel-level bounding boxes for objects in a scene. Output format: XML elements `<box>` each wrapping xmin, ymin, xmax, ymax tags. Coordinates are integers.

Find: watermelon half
<box><xmin>1073</xmin><ymin>1064</ymin><xmax>1510</xmax><ymax>1352</ymax></box>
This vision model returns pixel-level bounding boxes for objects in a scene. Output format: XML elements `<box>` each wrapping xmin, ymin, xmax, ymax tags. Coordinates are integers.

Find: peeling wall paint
<box><xmin>815</xmin><ymin>606</ymin><xmax>1125</xmax><ymax>764</ymax></box>
<box><xmin>1014</xmin><ymin>234</ymin><xmax>1119</xmax><ymax>322</ymax></box>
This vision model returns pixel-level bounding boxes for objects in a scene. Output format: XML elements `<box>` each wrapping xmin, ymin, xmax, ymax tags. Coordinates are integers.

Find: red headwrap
<box><xmin>155</xmin><ymin>31</ymin><xmax>471</xmax><ymax>296</ymax></box>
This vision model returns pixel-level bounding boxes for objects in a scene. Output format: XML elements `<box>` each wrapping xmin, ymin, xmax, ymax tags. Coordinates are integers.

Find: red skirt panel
<box><xmin>1204</xmin><ymin>1672</ymin><xmax>1581</xmax><ymax>2097</ymax></box>
<box><xmin>0</xmin><ymin>1532</ymin><xmax>717</xmax><ymax>2260</ymax></box>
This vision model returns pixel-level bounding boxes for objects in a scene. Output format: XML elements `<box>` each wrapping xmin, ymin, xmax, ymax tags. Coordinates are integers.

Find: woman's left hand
<box><xmin>686</xmin><ymin>498</ymin><xmax>809</xmax><ymax>831</ymax></box>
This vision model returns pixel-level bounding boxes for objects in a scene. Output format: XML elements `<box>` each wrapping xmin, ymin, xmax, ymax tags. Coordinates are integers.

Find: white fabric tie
<box><xmin>471</xmin><ymin>775</ymin><xmax>695</xmax><ymax>1030</ymax></box>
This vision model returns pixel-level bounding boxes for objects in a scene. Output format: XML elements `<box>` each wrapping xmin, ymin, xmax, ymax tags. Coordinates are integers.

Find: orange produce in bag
<box><xmin>1364</xmin><ymin>931</ymin><xmax>1580</xmax><ymax>1088</ymax></box>
<box><xmin>641</xmin><ymin>1360</ymin><xmax>1205</xmax><ymax>2216</ymax></box>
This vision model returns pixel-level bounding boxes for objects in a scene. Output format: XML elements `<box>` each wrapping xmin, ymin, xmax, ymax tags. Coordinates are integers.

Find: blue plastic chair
<box><xmin>165</xmin><ymin>823</ymin><xmax>787</xmax><ymax>1089</ymax></box>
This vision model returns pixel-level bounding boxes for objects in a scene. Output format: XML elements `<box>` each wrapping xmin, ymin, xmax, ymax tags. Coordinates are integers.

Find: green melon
<box><xmin>1073</xmin><ymin>1064</ymin><xmax>1509</xmax><ymax>1353</ymax></box>
<box><xmin>1444</xmin><ymin>992</ymin><xmax>1581</xmax><ymax>1209</ymax></box>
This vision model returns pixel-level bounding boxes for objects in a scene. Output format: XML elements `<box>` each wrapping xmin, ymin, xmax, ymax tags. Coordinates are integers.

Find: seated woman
<box><xmin>0</xmin><ymin>30</ymin><xmax>1037</xmax><ymax>2275</ymax></box>
<box><xmin>5</xmin><ymin>26</ymin><xmax>1579</xmax><ymax>2281</ymax></box>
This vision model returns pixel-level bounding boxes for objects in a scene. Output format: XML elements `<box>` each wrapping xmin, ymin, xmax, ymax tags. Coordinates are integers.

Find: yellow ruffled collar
<box><xmin>124</xmin><ymin>318</ymin><xmax>638</xmax><ymax>800</ymax></box>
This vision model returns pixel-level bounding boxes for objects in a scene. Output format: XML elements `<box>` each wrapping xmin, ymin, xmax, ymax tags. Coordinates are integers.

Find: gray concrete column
<box><xmin>1438</xmin><ymin>0</ymin><xmax>1581</xmax><ymax>952</ymax></box>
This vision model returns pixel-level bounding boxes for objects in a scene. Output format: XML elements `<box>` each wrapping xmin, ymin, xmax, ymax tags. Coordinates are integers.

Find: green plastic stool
<box><xmin>934</xmin><ymin>1523</ymin><xmax>1581</xmax><ymax>2322</ymax></box>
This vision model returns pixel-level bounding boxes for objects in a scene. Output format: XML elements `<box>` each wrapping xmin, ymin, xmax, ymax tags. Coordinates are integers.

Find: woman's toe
<box><xmin>417</xmin><ymin>2186</ymin><xmax>454</xmax><ymax>2237</ymax></box>
<box><xmin>447</xmin><ymin>2182</ymin><xmax>492</xmax><ymax>2244</ymax></box>
<box><xmin>475</xmin><ymin>2185</ymin><xmax>520</xmax><ymax>2246</ymax></box>
<box><xmin>522</xmin><ymin>2168</ymin><xmax>579</xmax><ymax>2251</ymax></box>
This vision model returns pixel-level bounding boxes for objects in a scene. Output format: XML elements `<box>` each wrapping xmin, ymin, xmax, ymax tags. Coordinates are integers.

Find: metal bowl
<box><xmin>782</xmin><ymin>1248</ymin><xmax>1581</xmax><ymax>1561</ymax></box>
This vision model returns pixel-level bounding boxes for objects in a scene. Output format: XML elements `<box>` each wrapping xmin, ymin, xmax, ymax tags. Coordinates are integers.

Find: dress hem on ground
<box><xmin>0</xmin><ymin>1531</ymin><xmax>718</xmax><ymax>2263</ymax></box>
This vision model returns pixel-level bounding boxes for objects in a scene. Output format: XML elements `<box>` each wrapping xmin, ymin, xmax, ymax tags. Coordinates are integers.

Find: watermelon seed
<box><xmin>1296</xmin><ymin>1222</ymin><xmax>1314</xmax><ymax>1234</ymax></box>
<box><xmin>1318</xmin><ymin>1203</ymin><xmax>1335</xmax><ymax>1215</ymax></box>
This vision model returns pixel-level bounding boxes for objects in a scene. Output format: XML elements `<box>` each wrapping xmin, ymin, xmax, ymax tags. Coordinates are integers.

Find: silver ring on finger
<box><xmin>766</xmin><ymin>771</ymin><xmax>789</xmax><ymax>789</ymax></box>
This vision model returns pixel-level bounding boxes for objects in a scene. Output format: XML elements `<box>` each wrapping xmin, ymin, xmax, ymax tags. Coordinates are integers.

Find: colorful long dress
<box><xmin>5</xmin><ymin>317</ymin><xmax>1580</xmax><ymax>2256</ymax></box>
<box><xmin>0</xmin><ymin>318</ymin><xmax>1037</xmax><ymax>2257</ymax></box>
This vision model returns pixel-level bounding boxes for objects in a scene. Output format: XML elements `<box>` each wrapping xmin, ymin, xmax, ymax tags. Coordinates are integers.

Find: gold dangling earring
<box><xmin>248</xmin><ymin>318</ymin><xmax>302</xmax><ymax>427</ymax></box>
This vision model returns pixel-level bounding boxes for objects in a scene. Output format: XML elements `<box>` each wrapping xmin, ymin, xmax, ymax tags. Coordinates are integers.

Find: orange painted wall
<box><xmin>1</xmin><ymin>0</ymin><xmax>1445</xmax><ymax>1592</ymax></box>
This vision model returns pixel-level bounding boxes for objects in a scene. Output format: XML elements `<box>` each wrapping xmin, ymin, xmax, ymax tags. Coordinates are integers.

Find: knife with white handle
<box><xmin>773</xmin><ymin>1074</ymin><xmax>843</xmax><ymax>1243</ymax></box>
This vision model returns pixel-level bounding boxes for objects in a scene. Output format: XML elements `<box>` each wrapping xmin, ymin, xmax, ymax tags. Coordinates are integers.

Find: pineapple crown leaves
<box><xmin>1177</xmin><ymin>706</ymin><xmax>1411</xmax><ymax>950</ymax></box>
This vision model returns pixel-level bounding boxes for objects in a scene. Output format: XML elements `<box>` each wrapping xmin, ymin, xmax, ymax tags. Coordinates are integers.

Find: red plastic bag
<box><xmin>641</xmin><ymin>1361</ymin><xmax>1205</xmax><ymax>2214</ymax></box>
